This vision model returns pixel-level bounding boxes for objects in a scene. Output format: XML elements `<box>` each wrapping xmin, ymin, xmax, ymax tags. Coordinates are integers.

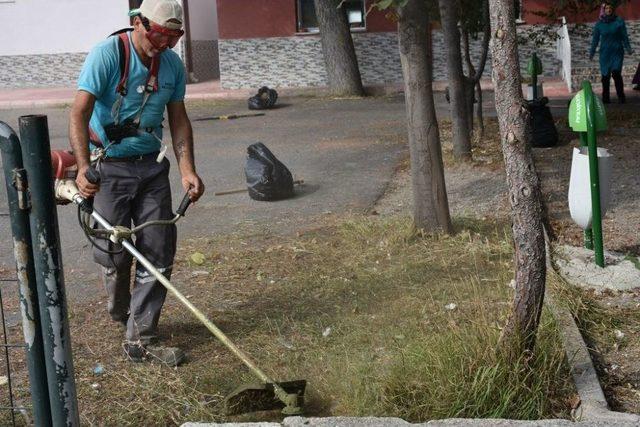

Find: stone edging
<box><xmin>544</xmin><ymin>236</ymin><xmax>640</xmax><ymax>424</ymax></box>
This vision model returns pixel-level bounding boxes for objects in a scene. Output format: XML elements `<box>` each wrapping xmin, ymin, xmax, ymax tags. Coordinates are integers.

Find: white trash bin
<box><xmin>568</xmin><ymin>146</ymin><xmax>613</xmax><ymax>230</ymax></box>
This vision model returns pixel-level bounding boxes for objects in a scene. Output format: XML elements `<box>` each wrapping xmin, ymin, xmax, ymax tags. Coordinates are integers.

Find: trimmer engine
<box><xmin>50</xmin><ymin>150</ymin><xmax>83</xmax><ymax>205</ymax></box>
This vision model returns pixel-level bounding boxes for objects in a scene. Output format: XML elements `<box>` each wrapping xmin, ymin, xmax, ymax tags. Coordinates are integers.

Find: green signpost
<box><xmin>568</xmin><ymin>81</ymin><xmax>608</xmax><ymax>267</ymax></box>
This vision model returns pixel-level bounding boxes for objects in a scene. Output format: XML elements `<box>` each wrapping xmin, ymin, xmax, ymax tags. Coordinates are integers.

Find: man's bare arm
<box><xmin>167</xmin><ymin>101</ymin><xmax>204</xmax><ymax>201</ymax></box>
<box><xmin>69</xmin><ymin>90</ymin><xmax>99</xmax><ymax>197</ymax></box>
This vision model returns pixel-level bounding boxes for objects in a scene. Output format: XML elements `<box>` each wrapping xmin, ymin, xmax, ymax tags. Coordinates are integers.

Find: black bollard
<box><xmin>0</xmin><ymin>121</ymin><xmax>52</xmax><ymax>426</ymax></box>
<box><xmin>18</xmin><ymin>115</ymin><xmax>79</xmax><ymax>426</ymax></box>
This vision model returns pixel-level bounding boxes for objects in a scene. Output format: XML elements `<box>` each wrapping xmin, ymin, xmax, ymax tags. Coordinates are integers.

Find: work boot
<box><xmin>123</xmin><ymin>342</ymin><xmax>186</xmax><ymax>367</ymax></box>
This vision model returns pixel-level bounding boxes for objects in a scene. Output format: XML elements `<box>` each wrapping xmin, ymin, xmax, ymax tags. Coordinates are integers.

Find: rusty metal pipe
<box><xmin>18</xmin><ymin>115</ymin><xmax>79</xmax><ymax>426</ymax></box>
<box><xmin>0</xmin><ymin>121</ymin><xmax>52</xmax><ymax>426</ymax></box>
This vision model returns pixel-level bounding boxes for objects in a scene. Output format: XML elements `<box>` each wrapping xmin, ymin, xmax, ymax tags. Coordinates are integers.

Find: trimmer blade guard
<box><xmin>224</xmin><ymin>379</ymin><xmax>306</xmax><ymax>415</ymax></box>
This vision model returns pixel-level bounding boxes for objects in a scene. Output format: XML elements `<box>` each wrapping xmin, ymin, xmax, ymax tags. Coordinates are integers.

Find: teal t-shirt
<box><xmin>77</xmin><ymin>32</ymin><xmax>186</xmax><ymax>158</ymax></box>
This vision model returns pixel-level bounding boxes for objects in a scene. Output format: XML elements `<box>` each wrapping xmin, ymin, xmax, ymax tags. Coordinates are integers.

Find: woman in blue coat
<box><xmin>589</xmin><ymin>2</ymin><xmax>633</xmax><ymax>103</ymax></box>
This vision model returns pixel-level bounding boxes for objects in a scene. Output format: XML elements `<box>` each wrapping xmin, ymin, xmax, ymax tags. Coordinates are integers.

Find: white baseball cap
<box><xmin>129</xmin><ymin>0</ymin><xmax>183</xmax><ymax>30</ymax></box>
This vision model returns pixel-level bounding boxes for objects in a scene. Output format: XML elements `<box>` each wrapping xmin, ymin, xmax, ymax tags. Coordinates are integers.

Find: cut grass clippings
<box><xmin>55</xmin><ymin>215</ymin><xmax>575</xmax><ymax>424</ymax></box>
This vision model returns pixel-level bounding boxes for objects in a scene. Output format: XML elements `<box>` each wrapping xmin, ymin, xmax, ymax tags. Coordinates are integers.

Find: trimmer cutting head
<box><xmin>224</xmin><ymin>380</ymin><xmax>307</xmax><ymax>416</ymax></box>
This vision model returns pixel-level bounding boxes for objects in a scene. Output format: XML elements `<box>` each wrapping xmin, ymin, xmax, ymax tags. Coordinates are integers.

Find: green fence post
<box><xmin>582</xmin><ymin>82</ymin><xmax>605</xmax><ymax>267</ymax></box>
<box><xmin>0</xmin><ymin>122</ymin><xmax>52</xmax><ymax>426</ymax></box>
<box><xmin>18</xmin><ymin>115</ymin><xmax>79</xmax><ymax>426</ymax></box>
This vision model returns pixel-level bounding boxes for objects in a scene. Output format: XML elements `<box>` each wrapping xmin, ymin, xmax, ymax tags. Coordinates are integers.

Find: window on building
<box><xmin>297</xmin><ymin>0</ymin><xmax>366</xmax><ymax>33</ymax></box>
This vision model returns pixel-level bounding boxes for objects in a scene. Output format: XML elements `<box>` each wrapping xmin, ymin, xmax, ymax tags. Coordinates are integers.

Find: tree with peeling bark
<box><xmin>438</xmin><ymin>0</ymin><xmax>472</xmax><ymax>160</ymax></box>
<box><xmin>489</xmin><ymin>0</ymin><xmax>546</xmax><ymax>358</ymax></box>
<box><xmin>314</xmin><ymin>0</ymin><xmax>365</xmax><ymax>97</ymax></box>
<box><xmin>375</xmin><ymin>0</ymin><xmax>452</xmax><ymax>233</ymax></box>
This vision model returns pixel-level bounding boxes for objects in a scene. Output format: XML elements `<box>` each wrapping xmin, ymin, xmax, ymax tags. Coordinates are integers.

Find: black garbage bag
<box><xmin>527</xmin><ymin>97</ymin><xmax>558</xmax><ymax>148</ymax></box>
<box><xmin>245</xmin><ymin>143</ymin><xmax>294</xmax><ymax>201</ymax></box>
<box><xmin>248</xmin><ymin>86</ymin><xmax>278</xmax><ymax>110</ymax></box>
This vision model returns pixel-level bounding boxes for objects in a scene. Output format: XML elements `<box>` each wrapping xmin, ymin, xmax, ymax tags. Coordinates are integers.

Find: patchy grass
<box><xmin>46</xmin><ymin>214</ymin><xmax>575</xmax><ymax>425</ymax></box>
<box><xmin>547</xmin><ymin>266</ymin><xmax>640</xmax><ymax>413</ymax></box>
<box><xmin>547</xmin><ymin>268</ymin><xmax>625</xmax><ymax>350</ymax></box>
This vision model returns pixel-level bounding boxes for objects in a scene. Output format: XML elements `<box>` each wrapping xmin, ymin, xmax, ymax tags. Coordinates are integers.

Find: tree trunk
<box><xmin>460</xmin><ymin>0</ymin><xmax>490</xmax><ymax>142</ymax></box>
<box><xmin>460</xmin><ymin>29</ymin><xmax>476</xmax><ymax>137</ymax></box>
<box><xmin>475</xmin><ymin>81</ymin><xmax>485</xmax><ymax>140</ymax></box>
<box><xmin>473</xmin><ymin>0</ymin><xmax>491</xmax><ymax>141</ymax></box>
<box><xmin>438</xmin><ymin>0</ymin><xmax>471</xmax><ymax>160</ymax></box>
<box><xmin>397</xmin><ymin>0</ymin><xmax>452</xmax><ymax>233</ymax></box>
<box><xmin>314</xmin><ymin>0</ymin><xmax>364</xmax><ymax>97</ymax></box>
<box><xmin>489</xmin><ymin>0</ymin><xmax>546</xmax><ymax>358</ymax></box>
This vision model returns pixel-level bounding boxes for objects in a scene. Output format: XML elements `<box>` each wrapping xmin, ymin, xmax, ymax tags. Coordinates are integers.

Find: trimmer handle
<box><xmin>176</xmin><ymin>192</ymin><xmax>192</xmax><ymax>217</ymax></box>
<box><xmin>77</xmin><ymin>165</ymin><xmax>101</xmax><ymax>213</ymax></box>
<box><xmin>85</xmin><ymin>165</ymin><xmax>101</xmax><ymax>185</ymax></box>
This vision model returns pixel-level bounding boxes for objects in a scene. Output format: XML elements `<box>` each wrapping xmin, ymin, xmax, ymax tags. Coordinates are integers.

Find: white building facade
<box><xmin>0</xmin><ymin>0</ymin><xmax>219</xmax><ymax>89</ymax></box>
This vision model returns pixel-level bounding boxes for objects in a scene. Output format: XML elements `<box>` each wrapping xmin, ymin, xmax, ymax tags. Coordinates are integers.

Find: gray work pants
<box><xmin>93</xmin><ymin>156</ymin><xmax>177</xmax><ymax>345</ymax></box>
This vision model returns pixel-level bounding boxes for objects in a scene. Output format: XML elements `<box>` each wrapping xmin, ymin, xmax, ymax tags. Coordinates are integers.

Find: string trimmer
<box><xmin>51</xmin><ymin>150</ymin><xmax>306</xmax><ymax>415</ymax></box>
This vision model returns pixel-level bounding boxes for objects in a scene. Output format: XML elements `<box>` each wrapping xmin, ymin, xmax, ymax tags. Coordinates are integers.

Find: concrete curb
<box><xmin>545</xmin><ymin>240</ymin><xmax>640</xmax><ymax>424</ymax></box>
<box><xmin>0</xmin><ymin>79</ymin><xmax>573</xmax><ymax>110</ymax></box>
<box><xmin>182</xmin><ymin>416</ymin><xmax>638</xmax><ymax>426</ymax></box>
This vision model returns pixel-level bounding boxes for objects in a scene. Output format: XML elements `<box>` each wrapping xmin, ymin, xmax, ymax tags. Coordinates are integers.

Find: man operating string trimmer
<box><xmin>69</xmin><ymin>0</ymin><xmax>204</xmax><ymax>366</ymax></box>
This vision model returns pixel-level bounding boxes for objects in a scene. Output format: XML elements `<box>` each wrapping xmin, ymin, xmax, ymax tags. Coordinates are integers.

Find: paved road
<box><xmin>0</xmin><ymin>96</ymin><xmax>408</xmax><ymax>295</ymax></box>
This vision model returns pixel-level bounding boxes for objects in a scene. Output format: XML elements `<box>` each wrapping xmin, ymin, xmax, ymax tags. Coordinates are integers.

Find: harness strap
<box><xmin>88</xmin><ymin>127</ymin><xmax>103</xmax><ymax>148</ymax></box>
<box><xmin>116</xmin><ymin>33</ymin><xmax>131</xmax><ymax>97</ymax></box>
<box><xmin>134</xmin><ymin>55</ymin><xmax>160</xmax><ymax>125</ymax></box>
<box><xmin>91</xmin><ymin>30</ymin><xmax>162</xmax><ymax>148</ymax></box>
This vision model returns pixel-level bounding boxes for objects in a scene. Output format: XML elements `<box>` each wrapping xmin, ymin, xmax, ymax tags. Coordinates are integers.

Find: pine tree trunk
<box><xmin>314</xmin><ymin>0</ymin><xmax>364</xmax><ymax>97</ymax></box>
<box><xmin>438</xmin><ymin>0</ymin><xmax>471</xmax><ymax>160</ymax></box>
<box><xmin>398</xmin><ymin>0</ymin><xmax>452</xmax><ymax>233</ymax></box>
<box><xmin>489</xmin><ymin>0</ymin><xmax>546</xmax><ymax>358</ymax></box>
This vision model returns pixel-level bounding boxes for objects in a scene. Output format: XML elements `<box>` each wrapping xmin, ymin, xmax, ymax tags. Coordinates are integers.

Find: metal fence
<box><xmin>0</xmin><ymin>279</ymin><xmax>27</xmax><ymax>427</ymax></box>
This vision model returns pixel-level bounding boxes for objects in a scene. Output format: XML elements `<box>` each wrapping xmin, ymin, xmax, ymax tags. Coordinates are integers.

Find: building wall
<box><xmin>0</xmin><ymin>0</ymin><xmax>129</xmax><ymax>88</ymax></box>
<box><xmin>189</xmin><ymin>0</ymin><xmax>220</xmax><ymax>81</ymax></box>
<box><xmin>219</xmin><ymin>19</ymin><xmax>640</xmax><ymax>90</ymax></box>
<box><xmin>0</xmin><ymin>0</ymin><xmax>130</xmax><ymax>56</ymax></box>
<box><xmin>189</xmin><ymin>0</ymin><xmax>218</xmax><ymax>40</ymax></box>
<box><xmin>216</xmin><ymin>0</ymin><xmax>394</xmax><ymax>39</ymax></box>
<box><xmin>523</xmin><ymin>0</ymin><xmax>640</xmax><ymax>24</ymax></box>
<box><xmin>0</xmin><ymin>0</ymin><xmax>220</xmax><ymax>88</ymax></box>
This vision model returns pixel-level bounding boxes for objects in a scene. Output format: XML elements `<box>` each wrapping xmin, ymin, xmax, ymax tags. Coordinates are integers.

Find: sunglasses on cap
<box><xmin>141</xmin><ymin>17</ymin><xmax>184</xmax><ymax>49</ymax></box>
